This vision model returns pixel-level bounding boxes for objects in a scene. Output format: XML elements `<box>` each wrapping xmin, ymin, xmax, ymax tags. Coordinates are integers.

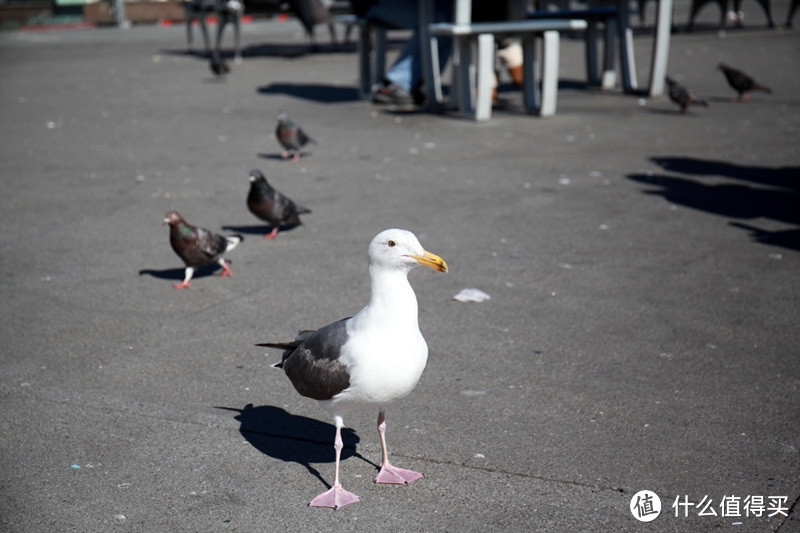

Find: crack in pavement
<box><xmin>6</xmin><ymin>387</ymin><xmax>629</xmax><ymax>496</ymax></box>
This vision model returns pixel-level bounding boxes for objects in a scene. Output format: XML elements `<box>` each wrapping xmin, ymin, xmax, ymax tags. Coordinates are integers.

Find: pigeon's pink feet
<box><xmin>173</xmin><ymin>281</ymin><xmax>191</xmax><ymax>289</ymax></box>
<box><xmin>309</xmin><ymin>482</ymin><xmax>360</xmax><ymax>509</ymax></box>
<box><xmin>281</xmin><ymin>151</ymin><xmax>290</xmax><ymax>159</ymax></box>
<box><xmin>219</xmin><ymin>262</ymin><xmax>233</xmax><ymax>278</ymax></box>
<box><xmin>263</xmin><ymin>227</ymin><xmax>279</xmax><ymax>239</ymax></box>
<box><xmin>292</xmin><ymin>153</ymin><xmax>300</xmax><ymax>162</ymax></box>
<box><xmin>374</xmin><ymin>462</ymin><xmax>423</xmax><ymax>485</ymax></box>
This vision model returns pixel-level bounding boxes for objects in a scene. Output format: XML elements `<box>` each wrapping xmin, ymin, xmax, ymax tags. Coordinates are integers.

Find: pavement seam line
<box><xmin>12</xmin><ymin>389</ymin><xmax>628</xmax><ymax>496</ymax></box>
<box><xmin>774</xmin><ymin>490</ymin><xmax>800</xmax><ymax>532</ymax></box>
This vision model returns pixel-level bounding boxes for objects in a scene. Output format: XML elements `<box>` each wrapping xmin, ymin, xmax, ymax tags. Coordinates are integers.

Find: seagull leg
<box><xmin>218</xmin><ymin>258</ymin><xmax>233</xmax><ymax>278</ymax></box>
<box><xmin>310</xmin><ymin>417</ymin><xmax>360</xmax><ymax>509</ymax></box>
<box><xmin>374</xmin><ymin>410</ymin><xmax>423</xmax><ymax>484</ymax></box>
<box><xmin>263</xmin><ymin>227</ymin><xmax>279</xmax><ymax>239</ymax></box>
<box><xmin>174</xmin><ymin>267</ymin><xmax>194</xmax><ymax>289</ymax></box>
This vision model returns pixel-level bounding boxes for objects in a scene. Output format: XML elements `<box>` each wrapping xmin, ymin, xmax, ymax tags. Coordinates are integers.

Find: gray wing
<box><xmin>196</xmin><ymin>227</ymin><xmax>227</xmax><ymax>261</ymax></box>
<box><xmin>274</xmin><ymin>192</ymin><xmax>303</xmax><ymax>225</ymax></box>
<box><xmin>295</xmin><ymin>127</ymin><xmax>314</xmax><ymax>147</ymax></box>
<box><xmin>259</xmin><ymin>318</ymin><xmax>352</xmax><ymax>401</ymax></box>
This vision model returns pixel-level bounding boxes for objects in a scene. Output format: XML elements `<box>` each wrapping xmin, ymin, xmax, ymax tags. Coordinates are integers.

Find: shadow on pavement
<box><xmin>221</xmin><ymin>223</ymin><xmax>300</xmax><ymax>236</ymax></box>
<box><xmin>629</xmin><ymin>157</ymin><xmax>800</xmax><ymax>251</ymax></box>
<box><xmin>256</xmin><ymin>152</ymin><xmax>312</xmax><ymax>160</ymax></box>
<box><xmin>138</xmin><ymin>263</ymin><xmax>223</xmax><ymax>281</ymax></box>
<box><xmin>257</xmin><ymin>83</ymin><xmax>360</xmax><ymax>103</ymax></box>
<box><xmin>160</xmin><ymin>41</ymin><xmax>356</xmax><ymax>60</ymax></box>
<box><xmin>649</xmin><ymin>157</ymin><xmax>800</xmax><ymax>189</ymax></box>
<box><xmin>216</xmin><ymin>404</ymin><xmax>371</xmax><ymax>489</ymax></box>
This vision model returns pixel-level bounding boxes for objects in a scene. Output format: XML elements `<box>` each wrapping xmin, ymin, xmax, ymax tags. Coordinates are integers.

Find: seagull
<box><xmin>276</xmin><ymin>111</ymin><xmax>315</xmax><ymax>161</ymax></box>
<box><xmin>718</xmin><ymin>63</ymin><xmax>771</xmax><ymax>102</ymax></box>
<box><xmin>163</xmin><ymin>210</ymin><xmax>243</xmax><ymax>289</ymax></box>
<box><xmin>246</xmin><ymin>170</ymin><xmax>311</xmax><ymax>239</ymax></box>
<box><xmin>666</xmin><ymin>77</ymin><xmax>709</xmax><ymax>113</ymax></box>
<box><xmin>258</xmin><ymin>229</ymin><xmax>448</xmax><ymax>509</ymax></box>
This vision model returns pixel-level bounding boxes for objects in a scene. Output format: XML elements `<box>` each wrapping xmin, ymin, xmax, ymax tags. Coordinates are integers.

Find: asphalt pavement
<box><xmin>1</xmin><ymin>6</ymin><xmax>799</xmax><ymax>531</ymax></box>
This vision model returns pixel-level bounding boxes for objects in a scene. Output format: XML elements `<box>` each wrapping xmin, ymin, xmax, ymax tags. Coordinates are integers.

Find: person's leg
<box><xmin>372</xmin><ymin>0</ymin><xmax>453</xmax><ymax>103</ymax></box>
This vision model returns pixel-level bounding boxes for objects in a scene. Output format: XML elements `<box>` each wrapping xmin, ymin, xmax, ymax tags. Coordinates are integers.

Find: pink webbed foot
<box><xmin>263</xmin><ymin>226</ymin><xmax>279</xmax><ymax>239</ymax></box>
<box><xmin>309</xmin><ymin>482</ymin><xmax>360</xmax><ymax>509</ymax></box>
<box><xmin>173</xmin><ymin>281</ymin><xmax>191</xmax><ymax>289</ymax></box>
<box><xmin>374</xmin><ymin>462</ymin><xmax>423</xmax><ymax>485</ymax></box>
<box><xmin>219</xmin><ymin>262</ymin><xmax>233</xmax><ymax>278</ymax></box>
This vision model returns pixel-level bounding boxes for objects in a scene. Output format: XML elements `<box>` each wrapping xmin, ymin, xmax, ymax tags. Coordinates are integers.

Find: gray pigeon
<box><xmin>246</xmin><ymin>170</ymin><xmax>311</xmax><ymax>239</ymax></box>
<box><xmin>276</xmin><ymin>111</ymin><xmax>315</xmax><ymax>161</ymax></box>
<box><xmin>163</xmin><ymin>211</ymin><xmax>243</xmax><ymax>289</ymax></box>
<box><xmin>718</xmin><ymin>63</ymin><xmax>772</xmax><ymax>102</ymax></box>
<box><xmin>666</xmin><ymin>77</ymin><xmax>709</xmax><ymax>113</ymax></box>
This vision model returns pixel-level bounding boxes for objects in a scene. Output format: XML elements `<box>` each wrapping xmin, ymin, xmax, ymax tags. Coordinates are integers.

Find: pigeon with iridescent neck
<box><xmin>246</xmin><ymin>170</ymin><xmax>311</xmax><ymax>239</ymax></box>
<box><xmin>718</xmin><ymin>63</ymin><xmax>771</xmax><ymax>102</ymax></box>
<box><xmin>163</xmin><ymin>211</ymin><xmax>243</xmax><ymax>289</ymax></box>
<box><xmin>666</xmin><ymin>77</ymin><xmax>708</xmax><ymax>113</ymax></box>
<box><xmin>275</xmin><ymin>111</ymin><xmax>315</xmax><ymax>161</ymax></box>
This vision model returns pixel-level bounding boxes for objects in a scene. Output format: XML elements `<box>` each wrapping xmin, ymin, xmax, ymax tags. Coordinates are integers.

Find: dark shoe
<box><xmin>372</xmin><ymin>81</ymin><xmax>415</xmax><ymax>106</ymax></box>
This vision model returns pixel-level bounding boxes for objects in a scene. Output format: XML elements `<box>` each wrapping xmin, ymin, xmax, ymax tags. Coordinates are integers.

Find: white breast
<box><xmin>329</xmin><ymin>321</ymin><xmax>428</xmax><ymax>411</ymax></box>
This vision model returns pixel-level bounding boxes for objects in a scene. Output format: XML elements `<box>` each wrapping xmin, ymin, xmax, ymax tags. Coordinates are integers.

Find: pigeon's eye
<box><xmin>387</xmin><ymin>240</ymin><xmax>397</xmax><ymax>247</ymax></box>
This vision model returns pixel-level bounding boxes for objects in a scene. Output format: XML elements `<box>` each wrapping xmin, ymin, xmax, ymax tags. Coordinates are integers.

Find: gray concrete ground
<box><xmin>1</xmin><ymin>5</ymin><xmax>799</xmax><ymax>531</ymax></box>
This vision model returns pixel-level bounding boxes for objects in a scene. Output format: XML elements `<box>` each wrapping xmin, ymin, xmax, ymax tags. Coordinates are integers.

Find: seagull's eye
<box><xmin>387</xmin><ymin>240</ymin><xmax>397</xmax><ymax>247</ymax></box>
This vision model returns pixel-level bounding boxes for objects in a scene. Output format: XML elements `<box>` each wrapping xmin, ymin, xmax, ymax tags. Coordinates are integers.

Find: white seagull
<box><xmin>259</xmin><ymin>229</ymin><xmax>448</xmax><ymax>509</ymax></box>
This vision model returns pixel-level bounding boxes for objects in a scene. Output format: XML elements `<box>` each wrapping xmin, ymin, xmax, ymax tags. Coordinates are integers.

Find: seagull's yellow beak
<box><xmin>408</xmin><ymin>250</ymin><xmax>448</xmax><ymax>273</ymax></box>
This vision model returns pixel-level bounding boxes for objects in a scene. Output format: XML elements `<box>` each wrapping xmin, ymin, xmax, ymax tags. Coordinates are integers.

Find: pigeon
<box><xmin>276</xmin><ymin>111</ymin><xmax>315</xmax><ymax>161</ymax></box>
<box><xmin>258</xmin><ymin>229</ymin><xmax>448</xmax><ymax>509</ymax></box>
<box><xmin>163</xmin><ymin>211</ymin><xmax>243</xmax><ymax>289</ymax></box>
<box><xmin>209</xmin><ymin>51</ymin><xmax>230</xmax><ymax>80</ymax></box>
<box><xmin>718</xmin><ymin>63</ymin><xmax>772</xmax><ymax>102</ymax></box>
<box><xmin>246</xmin><ymin>170</ymin><xmax>311</xmax><ymax>239</ymax></box>
<box><xmin>666</xmin><ymin>77</ymin><xmax>709</xmax><ymax>113</ymax></box>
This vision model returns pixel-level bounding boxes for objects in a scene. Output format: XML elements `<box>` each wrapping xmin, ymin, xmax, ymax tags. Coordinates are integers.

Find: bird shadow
<box><xmin>257</xmin><ymin>152</ymin><xmax>312</xmax><ymax>161</ymax></box>
<box><xmin>138</xmin><ymin>263</ymin><xmax>222</xmax><ymax>281</ymax></box>
<box><xmin>256</xmin><ymin>83</ymin><xmax>360</xmax><ymax>103</ymax></box>
<box><xmin>221</xmin><ymin>223</ymin><xmax>301</xmax><ymax>236</ymax></box>
<box><xmin>216</xmin><ymin>404</ymin><xmax>375</xmax><ymax>489</ymax></box>
<box><xmin>645</xmin><ymin>108</ymin><xmax>701</xmax><ymax>116</ymax></box>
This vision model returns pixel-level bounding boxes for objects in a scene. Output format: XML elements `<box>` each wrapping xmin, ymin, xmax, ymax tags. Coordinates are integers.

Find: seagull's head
<box><xmin>368</xmin><ymin>229</ymin><xmax>448</xmax><ymax>273</ymax></box>
<box><xmin>163</xmin><ymin>210</ymin><xmax>184</xmax><ymax>227</ymax></box>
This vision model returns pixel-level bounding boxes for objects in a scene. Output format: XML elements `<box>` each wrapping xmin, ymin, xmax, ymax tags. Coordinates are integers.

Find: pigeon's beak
<box><xmin>408</xmin><ymin>250</ymin><xmax>448</xmax><ymax>273</ymax></box>
<box><xmin>162</xmin><ymin>217</ymin><xmax>170</xmax><ymax>226</ymax></box>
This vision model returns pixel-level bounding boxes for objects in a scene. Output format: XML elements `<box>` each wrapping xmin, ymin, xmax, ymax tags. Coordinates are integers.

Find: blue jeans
<box><xmin>366</xmin><ymin>0</ymin><xmax>454</xmax><ymax>91</ymax></box>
